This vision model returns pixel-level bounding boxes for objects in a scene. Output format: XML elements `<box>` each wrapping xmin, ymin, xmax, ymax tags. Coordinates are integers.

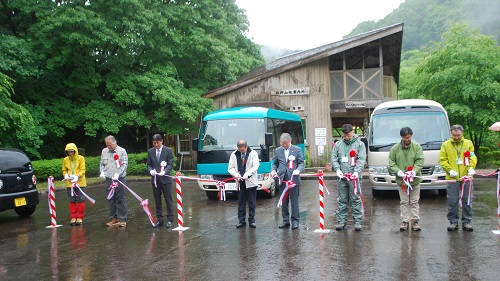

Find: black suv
<box><xmin>0</xmin><ymin>148</ymin><xmax>39</xmax><ymax>217</ymax></box>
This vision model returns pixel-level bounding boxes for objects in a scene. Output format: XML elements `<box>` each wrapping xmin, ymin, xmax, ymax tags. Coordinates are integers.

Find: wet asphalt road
<box><xmin>0</xmin><ymin>176</ymin><xmax>499</xmax><ymax>280</ymax></box>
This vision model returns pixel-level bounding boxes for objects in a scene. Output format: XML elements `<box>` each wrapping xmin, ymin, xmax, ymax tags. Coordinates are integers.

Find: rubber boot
<box><xmin>69</xmin><ymin>202</ymin><xmax>78</xmax><ymax>225</ymax></box>
<box><xmin>76</xmin><ymin>202</ymin><xmax>86</xmax><ymax>225</ymax></box>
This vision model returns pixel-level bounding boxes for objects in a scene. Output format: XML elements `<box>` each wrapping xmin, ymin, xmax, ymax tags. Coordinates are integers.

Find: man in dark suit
<box><xmin>147</xmin><ymin>134</ymin><xmax>175</xmax><ymax>228</ymax></box>
<box><xmin>271</xmin><ymin>133</ymin><xmax>304</xmax><ymax>229</ymax></box>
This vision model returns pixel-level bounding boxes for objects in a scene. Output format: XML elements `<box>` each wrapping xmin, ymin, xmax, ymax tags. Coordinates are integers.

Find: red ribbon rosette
<box><xmin>464</xmin><ymin>150</ymin><xmax>470</xmax><ymax>166</ymax></box>
<box><xmin>114</xmin><ymin>154</ymin><xmax>121</xmax><ymax>168</ymax></box>
<box><xmin>349</xmin><ymin>150</ymin><xmax>356</xmax><ymax>166</ymax></box>
<box><xmin>405</xmin><ymin>165</ymin><xmax>415</xmax><ymax>183</ymax></box>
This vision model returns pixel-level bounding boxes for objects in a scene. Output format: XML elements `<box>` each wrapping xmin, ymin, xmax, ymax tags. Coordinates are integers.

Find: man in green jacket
<box><xmin>439</xmin><ymin>125</ymin><xmax>477</xmax><ymax>231</ymax></box>
<box><xmin>389</xmin><ymin>127</ymin><xmax>424</xmax><ymax>231</ymax></box>
<box><xmin>331</xmin><ymin>124</ymin><xmax>366</xmax><ymax>231</ymax></box>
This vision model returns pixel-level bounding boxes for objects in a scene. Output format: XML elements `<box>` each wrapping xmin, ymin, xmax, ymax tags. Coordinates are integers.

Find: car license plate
<box><xmin>14</xmin><ymin>197</ymin><xmax>27</xmax><ymax>207</ymax></box>
<box><xmin>224</xmin><ymin>183</ymin><xmax>237</xmax><ymax>191</ymax></box>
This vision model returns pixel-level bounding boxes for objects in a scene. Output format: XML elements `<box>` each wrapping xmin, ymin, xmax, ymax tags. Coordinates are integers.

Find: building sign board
<box><xmin>272</xmin><ymin>87</ymin><xmax>310</xmax><ymax>96</ymax></box>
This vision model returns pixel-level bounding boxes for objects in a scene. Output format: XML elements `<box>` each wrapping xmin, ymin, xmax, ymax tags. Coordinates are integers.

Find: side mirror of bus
<box><xmin>265</xmin><ymin>133</ymin><xmax>273</xmax><ymax>147</ymax></box>
<box><xmin>191</xmin><ymin>138</ymin><xmax>199</xmax><ymax>151</ymax></box>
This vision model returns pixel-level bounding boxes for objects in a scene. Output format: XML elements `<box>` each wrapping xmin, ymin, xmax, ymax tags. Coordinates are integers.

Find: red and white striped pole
<box><xmin>172</xmin><ymin>173</ymin><xmax>189</xmax><ymax>231</ymax></box>
<box><xmin>315</xmin><ymin>170</ymin><xmax>330</xmax><ymax>233</ymax></box>
<box><xmin>46</xmin><ymin>176</ymin><xmax>62</xmax><ymax>228</ymax></box>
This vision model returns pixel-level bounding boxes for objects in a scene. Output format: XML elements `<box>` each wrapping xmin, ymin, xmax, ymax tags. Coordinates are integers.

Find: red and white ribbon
<box><xmin>114</xmin><ymin>154</ymin><xmax>121</xmax><ymax>168</ymax></box>
<box><xmin>72</xmin><ymin>182</ymin><xmax>96</xmax><ymax>205</ymax></box>
<box><xmin>459</xmin><ymin>176</ymin><xmax>473</xmax><ymax>207</ymax></box>
<box><xmin>107</xmin><ymin>181</ymin><xmax>118</xmax><ymax>200</ymax></box>
<box><xmin>277</xmin><ymin>180</ymin><xmax>296</xmax><ymax>207</ymax></box>
<box><xmin>349</xmin><ymin>150</ymin><xmax>356</xmax><ymax>166</ymax></box>
<box><xmin>464</xmin><ymin>150</ymin><xmax>470</xmax><ymax>167</ymax></box>
<box><xmin>116</xmin><ymin>179</ymin><xmax>155</xmax><ymax>226</ymax></box>
<box><xmin>345</xmin><ymin>172</ymin><xmax>364</xmax><ymax>219</ymax></box>
<box><xmin>216</xmin><ymin>181</ymin><xmax>226</xmax><ymax>201</ymax></box>
<box><xmin>287</xmin><ymin>155</ymin><xmax>295</xmax><ymax>169</ymax></box>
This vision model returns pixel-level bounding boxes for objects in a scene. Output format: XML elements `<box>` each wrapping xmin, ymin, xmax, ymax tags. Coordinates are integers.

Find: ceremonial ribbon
<box><xmin>116</xmin><ymin>179</ymin><xmax>155</xmax><ymax>226</ymax></box>
<box><xmin>345</xmin><ymin>172</ymin><xmax>364</xmax><ymax>218</ymax></box>
<box><xmin>402</xmin><ymin>167</ymin><xmax>415</xmax><ymax>196</ymax></box>
<box><xmin>349</xmin><ymin>150</ymin><xmax>356</xmax><ymax>166</ymax></box>
<box><xmin>459</xmin><ymin>175</ymin><xmax>473</xmax><ymax>207</ymax></box>
<box><xmin>107</xmin><ymin>181</ymin><xmax>118</xmax><ymax>200</ymax></box>
<box><xmin>464</xmin><ymin>150</ymin><xmax>470</xmax><ymax>167</ymax></box>
<box><xmin>277</xmin><ymin>180</ymin><xmax>296</xmax><ymax>207</ymax></box>
<box><xmin>288</xmin><ymin>155</ymin><xmax>295</xmax><ymax>169</ymax></box>
<box><xmin>216</xmin><ymin>181</ymin><xmax>226</xmax><ymax>201</ymax></box>
<box><xmin>71</xmin><ymin>182</ymin><xmax>96</xmax><ymax>205</ymax></box>
<box><xmin>113</xmin><ymin>154</ymin><xmax>121</xmax><ymax>168</ymax></box>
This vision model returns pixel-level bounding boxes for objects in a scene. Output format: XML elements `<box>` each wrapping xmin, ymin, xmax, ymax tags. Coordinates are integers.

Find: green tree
<box><xmin>0</xmin><ymin>0</ymin><xmax>264</xmax><ymax>158</ymax></box>
<box><xmin>400</xmin><ymin>23</ymin><xmax>500</xmax><ymax>152</ymax></box>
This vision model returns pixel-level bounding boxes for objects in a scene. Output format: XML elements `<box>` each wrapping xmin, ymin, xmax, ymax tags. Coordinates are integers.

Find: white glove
<box><xmin>149</xmin><ymin>170</ymin><xmax>156</xmax><ymax>176</ymax></box>
<box><xmin>270</xmin><ymin>170</ymin><xmax>277</xmax><ymax>177</ymax></box>
<box><xmin>336</xmin><ymin>170</ymin><xmax>344</xmax><ymax>179</ymax></box>
<box><xmin>292</xmin><ymin>169</ymin><xmax>300</xmax><ymax>176</ymax></box>
<box><xmin>353</xmin><ymin>172</ymin><xmax>359</xmax><ymax>178</ymax></box>
<box><xmin>99</xmin><ymin>172</ymin><xmax>106</xmax><ymax>179</ymax></box>
<box><xmin>242</xmin><ymin>172</ymin><xmax>250</xmax><ymax>179</ymax></box>
<box><xmin>468</xmin><ymin>168</ymin><xmax>475</xmax><ymax>176</ymax></box>
<box><xmin>449</xmin><ymin>170</ymin><xmax>459</xmax><ymax>177</ymax></box>
<box><xmin>71</xmin><ymin>175</ymin><xmax>79</xmax><ymax>183</ymax></box>
<box><xmin>112</xmin><ymin>173</ymin><xmax>119</xmax><ymax>180</ymax></box>
<box><xmin>397</xmin><ymin>170</ymin><xmax>405</xmax><ymax>177</ymax></box>
<box><xmin>158</xmin><ymin>170</ymin><xmax>165</xmax><ymax>176</ymax></box>
<box><xmin>64</xmin><ymin>173</ymin><xmax>70</xmax><ymax>180</ymax></box>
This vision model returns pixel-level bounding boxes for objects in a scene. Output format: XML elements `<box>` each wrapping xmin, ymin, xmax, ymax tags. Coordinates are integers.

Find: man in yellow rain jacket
<box><xmin>439</xmin><ymin>125</ymin><xmax>477</xmax><ymax>231</ymax></box>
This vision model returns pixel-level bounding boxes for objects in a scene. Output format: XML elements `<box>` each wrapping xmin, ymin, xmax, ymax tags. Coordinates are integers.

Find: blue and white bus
<box><xmin>192</xmin><ymin>107</ymin><xmax>305</xmax><ymax>199</ymax></box>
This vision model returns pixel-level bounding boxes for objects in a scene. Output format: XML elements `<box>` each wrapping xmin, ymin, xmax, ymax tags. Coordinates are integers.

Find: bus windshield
<box><xmin>370</xmin><ymin>112</ymin><xmax>449</xmax><ymax>149</ymax></box>
<box><xmin>201</xmin><ymin>118</ymin><xmax>266</xmax><ymax>151</ymax></box>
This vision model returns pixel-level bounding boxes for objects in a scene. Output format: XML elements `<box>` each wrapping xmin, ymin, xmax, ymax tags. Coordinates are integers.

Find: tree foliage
<box><xmin>0</xmin><ymin>0</ymin><xmax>264</xmax><ymax>158</ymax></box>
<box><xmin>399</xmin><ymin>23</ymin><xmax>500</xmax><ymax>152</ymax></box>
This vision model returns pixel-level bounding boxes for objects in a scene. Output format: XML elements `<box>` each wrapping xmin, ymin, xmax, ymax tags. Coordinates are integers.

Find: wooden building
<box><xmin>181</xmin><ymin>23</ymin><xmax>403</xmax><ymax>169</ymax></box>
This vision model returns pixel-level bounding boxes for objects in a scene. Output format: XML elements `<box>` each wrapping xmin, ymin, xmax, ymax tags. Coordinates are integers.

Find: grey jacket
<box><xmin>272</xmin><ymin>144</ymin><xmax>304</xmax><ymax>185</ymax></box>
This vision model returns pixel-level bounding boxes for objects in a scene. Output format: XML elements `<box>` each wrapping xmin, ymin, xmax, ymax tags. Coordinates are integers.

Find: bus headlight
<box><xmin>368</xmin><ymin>166</ymin><xmax>389</xmax><ymax>175</ymax></box>
<box><xmin>257</xmin><ymin>174</ymin><xmax>266</xmax><ymax>181</ymax></box>
<box><xmin>433</xmin><ymin>165</ymin><xmax>445</xmax><ymax>174</ymax></box>
<box><xmin>200</xmin><ymin>175</ymin><xmax>214</xmax><ymax>180</ymax></box>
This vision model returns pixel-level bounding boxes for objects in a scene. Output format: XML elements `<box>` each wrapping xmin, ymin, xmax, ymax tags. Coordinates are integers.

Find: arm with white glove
<box><xmin>353</xmin><ymin>172</ymin><xmax>359</xmax><ymax>178</ymax></box>
<box><xmin>99</xmin><ymin>172</ymin><xmax>106</xmax><ymax>179</ymax></box>
<box><xmin>397</xmin><ymin>170</ymin><xmax>405</xmax><ymax>178</ymax></box>
<box><xmin>158</xmin><ymin>170</ymin><xmax>165</xmax><ymax>176</ymax></box>
<box><xmin>270</xmin><ymin>170</ymin><xmax>277</xmax><ymax>177</ymax></box>
<box><xmin>449</xmin><ymin>170</ymin><xmax>459</xmax><ymax>177</ymax></box>
<box><xmin>292</xmin><ymin>169</ymin><xmax>300</xmax><ymax>176</ymax></box>
<box><xmin>468</xmin><ymin>168</ymin><xmax>475</xmax><ymax>176</ymax></box>
<box><xmin>336</xmin><ymin>170</ymin><xmax>344</xmax><ymax>179</ymax></box>
<box><xmin>149</xmin><ymin>170</ymin><xmax>156</xmax><ymax>176</ymax></box>
<box><xmin>71</xmin><ymin>175</ymin><xmax>79</xmax><ymax>183</ymax></box>
<box><xmin>112</xmin><ymin>173</ymin><xmax>119</xmax><ymax>180</ymax></box>
<box><xmin>64</xmin><ymin>173</ymin><xmax>71</xmax><ymax>180</ymax></box>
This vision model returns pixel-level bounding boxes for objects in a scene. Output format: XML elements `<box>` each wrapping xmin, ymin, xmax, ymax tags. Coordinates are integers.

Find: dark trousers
<box><xmin>238</xmin><ymin>181</ymin><xmax>257</xmax><ymax>224</ymax></box>
<box><xmin>106</xmin><ymin>178</ymin><xmax>127</xmax><ymax>221</ymax></box>
<box><xmin>153</xmin><ymin>181</ymin><xmax>174</xmax><ymax>223</ymax></box>
<box><xmin>280</xmin><ymin>182</ymin><xmax>300</xmax><ymax>224</ymax></box>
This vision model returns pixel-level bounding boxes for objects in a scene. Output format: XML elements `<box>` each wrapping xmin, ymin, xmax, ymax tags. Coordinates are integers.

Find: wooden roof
<box><xmin>204</xmin><ymin>23</ymin><xmax>404</xmax><ymax>99</ymax></box>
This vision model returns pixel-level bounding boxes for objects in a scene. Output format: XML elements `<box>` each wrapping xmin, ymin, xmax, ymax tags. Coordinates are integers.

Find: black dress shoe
<box><xmin>153</xmin><ymin>221</ymin><xmax>164</xmax><ymax>228</ymax></box>
<box><xmin>166</xmin><ymin>221</ymin><xmax>172</xmax><ymax>228</ymax></box>
<box><xmin>250</xmin><ymin>223</ymin><xmax>256</xmax><ymax>228</ymax></box>
<box><xmin>236</xmin><ymin>222</ymin><xmax>246</xmax><ymax>228</ymax></box>
<box><xmin>278</xmin><ymin>223</ymin><xmax>290</xmax><ymax>229</ymax></box>
<box><xmin>292</xmin><ymin>223</ymin><xmax>299</xmax><ymax>229</ymax></box>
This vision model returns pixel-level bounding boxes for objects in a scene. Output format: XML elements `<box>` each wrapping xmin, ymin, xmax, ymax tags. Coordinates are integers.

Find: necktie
<box><xmin>241</xmin><ymin>152</ymin><xmax>245</xmax><ymax>160</ymax></box>
<box><xmin>156</xmin><ymin>149</ymin><xmax>160</xmax><ymax>161</ymax></box>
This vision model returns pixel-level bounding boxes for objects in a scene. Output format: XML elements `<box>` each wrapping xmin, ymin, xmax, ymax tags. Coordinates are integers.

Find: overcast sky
<box><xmin>235</xmin><ymin>0</ymin><xmax>405</xmax><ymax>50</ymax></box>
